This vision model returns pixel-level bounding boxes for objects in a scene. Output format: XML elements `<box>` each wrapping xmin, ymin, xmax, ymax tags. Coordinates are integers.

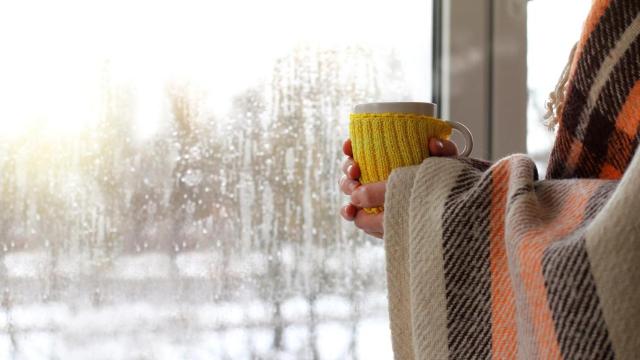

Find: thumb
<box><xmin>351</xmin><ymin>182</ymin><xmax>386</xmax><ymax>208</ymax></box>
<box><xmin>429</xmin><ymin>138</ymin><xmax>458</xmax><ymax>157</ymax></box>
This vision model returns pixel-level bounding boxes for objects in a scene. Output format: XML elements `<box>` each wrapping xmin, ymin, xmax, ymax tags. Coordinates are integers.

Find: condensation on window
<box><xmin>0</xmin><ymin>0</ymin><xmax>432</xmax><ymax>358</ymax></box>
<box><xmin>527</xmin><ymin>0</ymin><xmax>592</xmax><ymax>177</ymax></box>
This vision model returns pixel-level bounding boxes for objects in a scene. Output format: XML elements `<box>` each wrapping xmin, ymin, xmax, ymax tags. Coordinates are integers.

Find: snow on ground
<box><xmin>1</xmin><ymin>251</ymin><xmax>392</xmax><ymax>359</ymax></box>
<box><xmin>0</xmin><ymin>300</ymin><xmax>392</xmax><ymax>359</ymax></box>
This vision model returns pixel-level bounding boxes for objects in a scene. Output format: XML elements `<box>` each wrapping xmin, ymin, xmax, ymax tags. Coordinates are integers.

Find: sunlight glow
<box><xmin>0</xmin><ymin>1</ymin><xmax>431</xmax><ymax>356</ymax></box>
<box><xmin>0</xmin><ymin>0</ymin><xmax>430</xmax><ymax>140</ymax></box>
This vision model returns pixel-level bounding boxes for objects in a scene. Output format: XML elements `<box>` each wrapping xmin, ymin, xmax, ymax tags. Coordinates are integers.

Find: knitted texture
<box><xmin>349</xmin><ymin>113</ymin><xmax>452</xmax><ymax>213</ymax></box>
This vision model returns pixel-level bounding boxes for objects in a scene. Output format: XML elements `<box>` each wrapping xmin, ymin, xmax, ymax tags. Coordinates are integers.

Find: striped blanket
<box><xmin>547</xmin><ymin>0</ymin><xmax>640</xmax><ymax>180</ymax></box>
<box><xmin>383</xmin><ymin>1</ymin><xmax>640</xmax><ymax>359</ymax></box>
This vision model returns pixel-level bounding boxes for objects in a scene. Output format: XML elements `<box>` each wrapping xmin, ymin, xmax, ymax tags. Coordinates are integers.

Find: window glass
<box><xmin>527</xmin><ymin>0</ymin><xmax>592</xmax><ymax>176</ymax></box>
<box><xmin>0</xmin><ymin>0</ymin><xmax>432</xmax><ymax>358</ymax></box>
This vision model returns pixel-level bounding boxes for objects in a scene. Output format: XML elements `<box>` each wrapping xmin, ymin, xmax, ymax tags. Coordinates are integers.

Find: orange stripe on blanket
<box><xmin>569</xmin><ymin>0</ymin><xmax>612</xmax><ymax>80</ymax></box>
<box><xmin>599</xmin><ymin>80</ymin><xmax>640</xmax><ymax>179</ymax></box>
<box><xmin>489</xmin><ymin>162</ymin><xmax>517</xmax><ymax>359</ymax></box>
<box><xmin>567</xmin><ymin>140</ymin><xmax>583</xmax><ymax>173</ymax></box>
<box><xmin>518</xmin><ymin>181</ymin><xmax>600</xmax><ymax>360</ymax></box>
<box><xmin>599</xmin><ymin>163</ymin><xmax>622</xmax><ymax>179</ymax></box>
<box><xmin>615</xmin><ymin>79</ymin><xmax>640</xmax><ymax>138</ymax></box>
<box><xmin>561</xmin><ymin>0</ymin><xmax>611</xmax><ymax>124</ymax></box>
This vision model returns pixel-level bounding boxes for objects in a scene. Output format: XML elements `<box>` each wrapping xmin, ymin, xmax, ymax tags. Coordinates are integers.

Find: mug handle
<box><xmin>444</xmin><ymin>121</ymin><xmax>474</xmax><ymax>157</ymax></box>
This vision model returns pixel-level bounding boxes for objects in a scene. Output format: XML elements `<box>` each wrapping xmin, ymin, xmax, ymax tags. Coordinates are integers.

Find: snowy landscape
<box><xmin>0</xmin><ymin>43</ymin><xmax>403</xmax><ymax>359</ymax></box>
<box><xmin>0</xmin><ymin>250</ymin><xmax>392</xmax><ymax>359</ymax></box>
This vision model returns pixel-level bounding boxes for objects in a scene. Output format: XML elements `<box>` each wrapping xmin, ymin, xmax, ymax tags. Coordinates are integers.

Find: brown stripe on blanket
<box><xmin>548</xmin><ymin>125</ymin><xmax>575</xmax><ymax>179</ymax></box>
<box><xmin>557</xmin><ymin>0</ymin><xmax>640</xmax><ymax>137</ymax></box>
<box><xmin>547</xmin><ymin>1</ymin><xmax>640</xmax><ymax>179</ymax></box>
<box><xmin>601</xmin><ymin>127</ymin><xmax>637</xmax><ymax>179</ymax></box>
<box><xmin>441</xmin><ymin>165</ymin><xmax>493</xmax><ymax>358</ymax></box>
<box><xmin>541</xmin><ymin>182</ymin><xmax>618</xmax><ymax>360</ymax></box>
<box><xmin>454</xmin><ymin>156</ymin><xmax>492</xmax><ymax>172</ymax></box>
<box><xmin>544</xmin><ymin>0</ymin><xmax>611</xmax><ymax>175</ymax></box>
<box><xmin>512</xmin><ymin>180</ymin><xmax>599</xmax><ymax>358</ymax></box>
<box><xmin>382</xmin><ymin>149</ymin><xmax>639</xmax><ymax>359</ymax></box>
<box><xmin>566</xmin><ymin>16</ymin><xmax>640</xmax><ymax>177</ymax></box>
<box><xmin>575</xmin><ymin>36</ymin><xmax>640</xmax><ymax>178</ymax></box>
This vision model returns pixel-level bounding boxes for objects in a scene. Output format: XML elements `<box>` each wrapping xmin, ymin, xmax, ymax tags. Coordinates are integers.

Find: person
<box><xmin>339</xmin><ymin>0</ymin><xmax>640</xmax><ymax>358</ymax></box>
<box><xmin>339</xmin><ymin>138</ymin><xmax>458</xmax><ymax>238</ymax></box>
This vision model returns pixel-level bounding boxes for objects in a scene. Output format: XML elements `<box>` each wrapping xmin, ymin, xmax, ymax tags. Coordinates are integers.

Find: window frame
<box><xmin>433</xmin><ymin>0</ymin><xmax>527</xmax><ymax>161</ymax></box>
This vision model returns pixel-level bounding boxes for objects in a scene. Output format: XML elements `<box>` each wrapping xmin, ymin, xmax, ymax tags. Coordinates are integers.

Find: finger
<box><xmin>339</xmin><ymin>175</ymin><xmax>360</xmax><ymax>195</ymax></box>
<box><xmin>342</xmin><ymin>157</ymin><xmax>354</xmax><ymax>176</ymax></box>
<box><xmin>341</xmin><ymin>157</ymin><xmax>361</xmax><ymax>180</ymax></box>
<box><xmin>429</xmin><ymin>138</ymin><xmax>458</xmax><ymax>157</ymax></box>
<box><xmin>354</xmin><ymin>210</ymin><xmax>384</xmax><ymax>235</ymax></box>
<box><xmin>364</xmin><ymin>230</ymin><xmax>383</xmax><ymax>239</ymax></box>
<box><xmin>340</xmin><ymin>203</ymin><xmax>357</xmax><ymax>221</ymax></box>
<box><xmin>351</xmin><ymin>182</ymin><xmax>386</xmax><ymax>208</ymax></box>
<box><xmin>343</xmin><ymin>139</ymin><xmax>353</xmax><ymax>157</ymax></box>
<box><xmin>347</xmin><ymin>162</ymin><xmax>360</xmax><ymax>180</ymax></box>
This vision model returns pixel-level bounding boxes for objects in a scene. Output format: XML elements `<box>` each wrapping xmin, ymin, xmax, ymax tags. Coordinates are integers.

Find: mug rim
<box><xmin>353</xmin><ymin>102</ymin><xmax>436</xmax><ymax>115</ymax></box>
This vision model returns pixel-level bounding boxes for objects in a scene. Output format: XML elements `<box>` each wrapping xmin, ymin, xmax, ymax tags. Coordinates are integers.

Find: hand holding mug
<box><xmin>340</xmin><ymin>138</ymin><xmax>459</xmax><ymax>238</ymax></box>
<box><xmin>339</xmin><ymin>102</ymin><xmax>473</xmax><ymax>238</ymax></box>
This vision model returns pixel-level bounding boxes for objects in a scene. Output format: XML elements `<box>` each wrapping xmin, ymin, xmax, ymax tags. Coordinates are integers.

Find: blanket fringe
<box><xmin>544</xmin><ymin>42</ymin><xmax>578</xmax><ymax>130</ymax></box>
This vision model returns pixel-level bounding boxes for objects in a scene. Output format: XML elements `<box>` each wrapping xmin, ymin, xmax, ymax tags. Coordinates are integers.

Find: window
<box><xmin>527</xmin><ymin>0</ymin><xmax>593</xmax><ymax>176</ymax></box>
<box><xmin>438</xmin><ymin>0</ymin><xmax>593</xmax><ymax>168</ymax></box>
<box><xmin>436</xmin><ymin>0</ymin><xmax>527</xmax><ymax>161</ymax></box>
<box><xmin>0</xmin><ymin>0</ymin><xmax>432</xmax><ymax>358</ymax></box>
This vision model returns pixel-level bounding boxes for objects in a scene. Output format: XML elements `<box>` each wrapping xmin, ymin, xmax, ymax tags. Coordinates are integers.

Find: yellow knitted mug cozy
<box><xmin>349</xmin><ymin>104</ymin><xmax>472</xmax><ymax>214</ymax></box>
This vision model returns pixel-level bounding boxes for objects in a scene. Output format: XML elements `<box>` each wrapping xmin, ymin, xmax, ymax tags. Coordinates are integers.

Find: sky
<box><xmin>0</xmin><ymin>0</ymin><xmax>431</xmax><ymax>139</ymax></box>
<box><xmin>0</xmin><ymin>0</ymin><xmax>597</xmax><ymax>156</ymax></box>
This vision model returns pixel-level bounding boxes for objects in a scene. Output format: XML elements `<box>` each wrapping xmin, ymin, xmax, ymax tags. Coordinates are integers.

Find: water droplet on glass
<box><xmin>181</xmin><ymin>169</ymin><xmax>203</xmax><ymax>187</ymax></box>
